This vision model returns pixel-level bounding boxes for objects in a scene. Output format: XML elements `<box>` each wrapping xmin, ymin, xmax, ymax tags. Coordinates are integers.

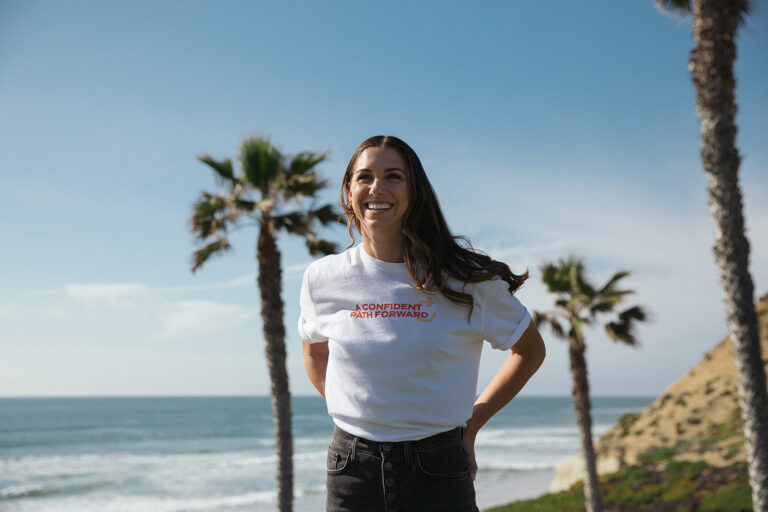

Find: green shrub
<box><xmin>618</xmin><ymin>412</ymin><xmax>640</xmax><ymax>437</ymax></box>
<box><xmin>661</xmin><ymin>482</ymin><xmax>694</xmax><ymax>502</ymax></box>
<box><xmin>665</xmin><ymin>459</ymin><xmax>708</xmax><ymax>477</ymax></box>
<box><xmin>637</xmin><ymin>446</ymin><xmax>677</xmax><ymax>463</ymax></box>
<box><xmin>700</xmin><ymin>483</ymin><xmax>752</xmax><ymax>512</ymax></box>
<box><xmin>484</xmin><ymin>487</ymin><xmax>584</xmax><ymax>512</ymax></box>
<box><xmin>724</xmin><ymin>441</ymin><xmax>741</xmax><ymax>460</ymax></box>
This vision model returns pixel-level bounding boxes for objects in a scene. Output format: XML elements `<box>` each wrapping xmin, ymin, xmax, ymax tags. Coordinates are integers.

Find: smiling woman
<box><xmin>345</xmin><ymin>145</ymin><xmax>410</xmax><ymax>262</ymax></box>
<box><xmin>299</xmin><ymin>135</ymin><xmax>546</xmax><ymax>512</ymax></box>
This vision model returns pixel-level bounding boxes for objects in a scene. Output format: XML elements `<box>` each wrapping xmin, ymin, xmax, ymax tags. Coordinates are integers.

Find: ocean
<box><xmin>0</xmin><ymin>395</ymin><xmax>653</xmax><ymax>511</ymax></box>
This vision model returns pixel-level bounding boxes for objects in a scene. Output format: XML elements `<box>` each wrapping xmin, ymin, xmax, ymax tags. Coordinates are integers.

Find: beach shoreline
<box><xmin>475</xmin><ymin>467</ymin><xmax>554</xmax><ymax>510</ymax></box>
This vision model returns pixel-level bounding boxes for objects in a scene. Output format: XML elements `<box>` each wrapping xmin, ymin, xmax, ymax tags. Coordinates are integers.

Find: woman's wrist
<box><xmin>465</xmin><ymin>404</ymin><xmax>488</xmax><ymax>438</ymax></box>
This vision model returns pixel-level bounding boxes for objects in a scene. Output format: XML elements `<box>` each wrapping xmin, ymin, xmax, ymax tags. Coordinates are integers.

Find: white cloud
<box><xmin>60</xmin><ymin>281</ymin><xmax>259</xmax><ymax>341</ymax></box>
<box><xmin>65</xmin><ymin>283</ymin><xmax>148</xmax><ymax>308</ymax></box>
<box><xmin>153</xmin><ymin>300</ymin><xmax>258</xmax><ymax>340</ymax></box>
<box><xmin>12</xmin><ymin>267</ymin><xmax>312</xmax><ymax>345</ymax></box>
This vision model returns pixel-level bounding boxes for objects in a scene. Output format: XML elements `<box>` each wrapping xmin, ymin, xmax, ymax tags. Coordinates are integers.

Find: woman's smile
<box><xmin>365</xmin><ymin>201</ymin><xmax>394</xmax><ymax>210</ymax></box>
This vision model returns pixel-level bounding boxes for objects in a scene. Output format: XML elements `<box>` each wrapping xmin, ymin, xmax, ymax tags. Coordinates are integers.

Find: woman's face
<box><xmin>347</xmin><ymin>146</ymin><xmax>410</xmax><ymax>241</ymax></box>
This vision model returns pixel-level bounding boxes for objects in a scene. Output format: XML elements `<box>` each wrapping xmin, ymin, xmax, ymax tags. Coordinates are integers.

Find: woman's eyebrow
<box><xmin>354</xmin><ymin>167</ymin><xmax>406</xmax><ymax>173</ymax></box>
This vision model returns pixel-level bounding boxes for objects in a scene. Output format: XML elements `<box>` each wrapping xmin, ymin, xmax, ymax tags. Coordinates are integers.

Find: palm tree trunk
<box><xmin>257</xmin><ymin>221</ymin><xmax>293</xmax><ymax>512</ymax></box>
<box><xmin>569</xmin><ymin>339</ymin><xmax>603</xmax><ymax>512</ymax></box>
<box><xmin>690</xmin><ymin>1</ymin><xmax>768</xmax><ymax>510</ymax></box>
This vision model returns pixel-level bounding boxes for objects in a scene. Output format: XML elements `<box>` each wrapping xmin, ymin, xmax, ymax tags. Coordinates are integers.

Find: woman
<box><xmin>299</xmin><ymin>135</ymin><xmax>546</xmax><ymax>512</ymax></box>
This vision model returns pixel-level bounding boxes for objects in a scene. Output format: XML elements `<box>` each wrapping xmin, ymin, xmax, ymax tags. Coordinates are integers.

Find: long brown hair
<box><xmin>340</xmin><ymin>135</ymin><xmax>529</xmax><ymax>318</ymax></box>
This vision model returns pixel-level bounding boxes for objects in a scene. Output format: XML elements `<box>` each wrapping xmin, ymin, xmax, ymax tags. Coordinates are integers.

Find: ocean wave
<box><xmin>0</xmin><ymin>449</ymin><xmax>325</xmax><ymax>493</ymax></box>
<box><xmin>0</xmin><ymin>486</ymin><xmax>328</xmax><ymax>512</ymax></box>
<box><xmin>477</xmin><ymin>451</ymin><xmax>573</xmax><ymax>471</ymax></box>
<box><xmin>0</xmin><ymin>478</ymin><xmax>121</xmax><ymax>500</ymax></box>
<box><xmin>254</xmin><ymin>436</ymin><xmax>329</xmax><ymax>448</ymax></box>
<box><xmin>476</xmin><ymin>435</ymin><xmax>577</xmax><ymax>448</ymax></box>
<box><xmin>479</xmin><ymin>423</ymin><xmax>616</xmax><ymax>441</ymax></box>
<box><xmin>0</xmin><ymin>484</ymin><xmax>44</xmax><ymax>498</ymax></box>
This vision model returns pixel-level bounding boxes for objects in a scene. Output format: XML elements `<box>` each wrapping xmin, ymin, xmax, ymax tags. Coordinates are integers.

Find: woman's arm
<box><xmin>463</xmin><ymin>320</ymin><xmax>546</xmax><ymax>480</ymax></box>
<box><xmin>302</xmin><ymin>340</ymin><xmax>329</xmax><ymax>398</ymax></box>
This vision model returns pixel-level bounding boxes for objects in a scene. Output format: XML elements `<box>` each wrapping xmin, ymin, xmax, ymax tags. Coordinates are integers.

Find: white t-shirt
<box><xmin>299</xmin><ymin>244</ymin><xmax>531</xmax><ymax>442</ymax></box>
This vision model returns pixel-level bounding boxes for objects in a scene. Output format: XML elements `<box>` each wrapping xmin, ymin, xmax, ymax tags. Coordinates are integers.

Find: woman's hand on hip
<box><xmin>462</xmin><ymin>428</ymin><xmax>478</xmax><ymax>481</ymax></box>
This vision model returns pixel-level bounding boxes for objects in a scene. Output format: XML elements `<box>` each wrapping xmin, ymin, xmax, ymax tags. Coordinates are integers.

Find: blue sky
<box><xmin>1</xmin><ymin>1</ymin><xmax>766</xmax><ymax>397</ymax></box>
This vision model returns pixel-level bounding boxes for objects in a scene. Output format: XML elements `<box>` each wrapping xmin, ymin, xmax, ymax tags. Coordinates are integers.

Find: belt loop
<box><xmin>404</xmin><ymin>440</ymin><xmax>412</xmax><ymax>465</ymax></box>
<box><xmin>350</xmin><ymin>436</ymin><xmax>358</xmax><ymax>462</ymax></box>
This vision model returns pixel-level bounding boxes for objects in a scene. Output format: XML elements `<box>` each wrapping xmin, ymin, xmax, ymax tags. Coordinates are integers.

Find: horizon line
<box><xmin>0</xmin><ymin>393</ymin><xmax>658</xmax><ymax>399</ymax></box>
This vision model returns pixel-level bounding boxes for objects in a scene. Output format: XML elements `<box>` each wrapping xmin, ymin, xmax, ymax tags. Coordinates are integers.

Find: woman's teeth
<box><xmin>367</xmin><ymin>203</ymin><xmax>393</xmax><ymax>210</ymax></box>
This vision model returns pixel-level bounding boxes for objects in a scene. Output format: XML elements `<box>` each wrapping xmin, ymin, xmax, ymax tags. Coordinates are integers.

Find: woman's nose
<box><xmin>369</xmin><ymin>177</ymin><xmax>382</xmax><ymax>194</ymax></box>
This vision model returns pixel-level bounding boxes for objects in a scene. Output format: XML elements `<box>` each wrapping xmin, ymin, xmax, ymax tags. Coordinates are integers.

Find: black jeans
<box><xmin>326</xmin><ymin>425</ymin><xmax>479</xmax><ymax>512</ymax></box>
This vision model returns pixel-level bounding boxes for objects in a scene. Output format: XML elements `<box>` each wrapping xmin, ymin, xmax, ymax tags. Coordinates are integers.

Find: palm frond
<box><xmin>605</xmin><ymin>321</ymin><xmax>635</xmax><ymax>345</ymax></box>
<box><xmin>310</xmin><ymin>204</ymin><xmax>344</xmax><ymax>226</ymax></box>
<box><xmin>306</xmin><ymin>237</ymin><xmax>337</xmax><ymax>256</ymax></box>
<box><xmin>541</xmin><ymin>256</ymin><xmax>596</xmax><ymax>298</ymax></box>
<box><xmin>655</xmin><ymin>0</ymin><xmax>751</xmax><ymax>28</ymax></box>
<box><xmin>533</xmin><ymin>311</ymin><xmax>566</xmax><ymax>340</ymax></box>
<box><xmin>191</xmin><ymin>238</ymin><xmax>232</xmax><ymax>273</ymax></box>
<box><xmin>654</xmin><ymin>0</ymin><xmax>692</xmax><ymax>18</ymax></box>
<box><xmin>589</xmin><ymin>295</ymin><xmax>625</xmax><ymax>316</ymax></box>
<box><xmin>541</xmin><ymin>257</ymin><xmax>581</xmax><ymax>293</ymax></box>
<box><xmin>619</xmin><ymin>305</ymin><xmax>649</xmax><ymax>324</ymax></box>
<box><xmin>239</xmin><ymin>136</ymin><xmax>284</xmax><ymax>195</ymax></box>
<box><xmin>233</xmin><ymin>197</ymin><xmax>275</xmax><ymax>215</ymax></box>
<box><xmin>273</xmin><ymin>211</ymin><xmax>310</xmax><ymax>236</ymax></box>
<box><xmin>283</xmin><ymin>173</ymin><xmax>327</xmax><ymax>201</ymax></box>
<box><xmin>604</xmin><ymin>306</ymin><xmax>648</xmax><ymax>346</ymax></box>
<box><xmin>287</xmin><ymin>151</ymin><xmax>329</xmax><ymax>178</ymax></box>
<box><xmin>190</xmin><ymin>192</ymin><xmax>238</xmax><ymax>240</ymax></box>
<box><xmin>601</xmin><ymin>289</ymin><xmax>635</xmax><ymax>299</ymax></box>
<box><xmin>597</xmin><ymin>270</ymin><xmax>630</xmax><ymax>296</ymax></box>
<box><xmin>607</xmin><ymin>320</ymin><xmax>643</xmax><ymax>345</ymax></box>
<box><xmin>198</xmin><ymin>155</ymin><xmax>238</xmax><ymax>189</ymax></box>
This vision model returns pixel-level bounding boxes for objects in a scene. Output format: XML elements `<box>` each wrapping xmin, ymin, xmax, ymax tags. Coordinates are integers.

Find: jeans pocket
<box><xmin>326</xmin><ymin>445</ymin><xmax>351</xmax><ymax>475</ymax></box>
<box><xmin>415</xmin><ymin>441</ymin><xmax>470</xmax><ymax>479</ymax></box>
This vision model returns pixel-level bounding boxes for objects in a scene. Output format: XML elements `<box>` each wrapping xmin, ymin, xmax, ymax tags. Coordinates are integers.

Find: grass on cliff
<box><xmin>486</xmin><ymin>458</ymin><xmax>751</xmax><ymax>512</ymax></box>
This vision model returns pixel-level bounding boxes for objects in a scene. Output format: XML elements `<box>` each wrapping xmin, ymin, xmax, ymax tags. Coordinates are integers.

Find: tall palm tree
<box><xmin>656</xmin><ymin>1</ymin><xmax>768</xmax><ymax>509</ymax></box>
<box><xmin>533</xmin><ymin>257</ymin><xmax>647</xmax><ymax>512</ymax></box>
<box><xmin>189</xmin><ymin>136</ymin><xmax>338</xmax><ymax>512</ymax></box>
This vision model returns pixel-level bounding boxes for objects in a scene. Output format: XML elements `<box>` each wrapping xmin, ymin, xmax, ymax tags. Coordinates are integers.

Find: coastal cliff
<box><xmin>550</xmin><ymin>293</ymin><xmax>768</xmax><ymax>493</ymax></box>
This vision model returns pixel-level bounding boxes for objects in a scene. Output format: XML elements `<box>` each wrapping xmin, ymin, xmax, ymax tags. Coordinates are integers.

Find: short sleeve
<box><xmin>476</xmin><ymin>278</ymin><xmax>531</xmax><ymax>350</ymax></box>
<box><xmin>298</xmin><ymin>267</ymin><xmax>327</xmax><ymax>343</ymax></box>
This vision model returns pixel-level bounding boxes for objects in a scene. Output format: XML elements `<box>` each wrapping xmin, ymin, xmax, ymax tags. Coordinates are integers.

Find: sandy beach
<box><xmin>475</xmin><ymin>467</ymin><xmax>554</xmax><ymax>510</ymax></box>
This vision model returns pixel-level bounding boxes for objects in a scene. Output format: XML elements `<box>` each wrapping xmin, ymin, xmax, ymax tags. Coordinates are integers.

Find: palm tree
<box><xmin>533</xmin><ymin>257</ymin><xmax>647</xmax><ymax>512</ymax></box>
<box><xmin>656</xmin><ymin>1</ymin><xmax>768</xmax><ymax>509</ymax></box>
<box><xmin>189</xmin><ymin>136</ymin><xmax>338</xmax><ymax>512</ymax></box>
